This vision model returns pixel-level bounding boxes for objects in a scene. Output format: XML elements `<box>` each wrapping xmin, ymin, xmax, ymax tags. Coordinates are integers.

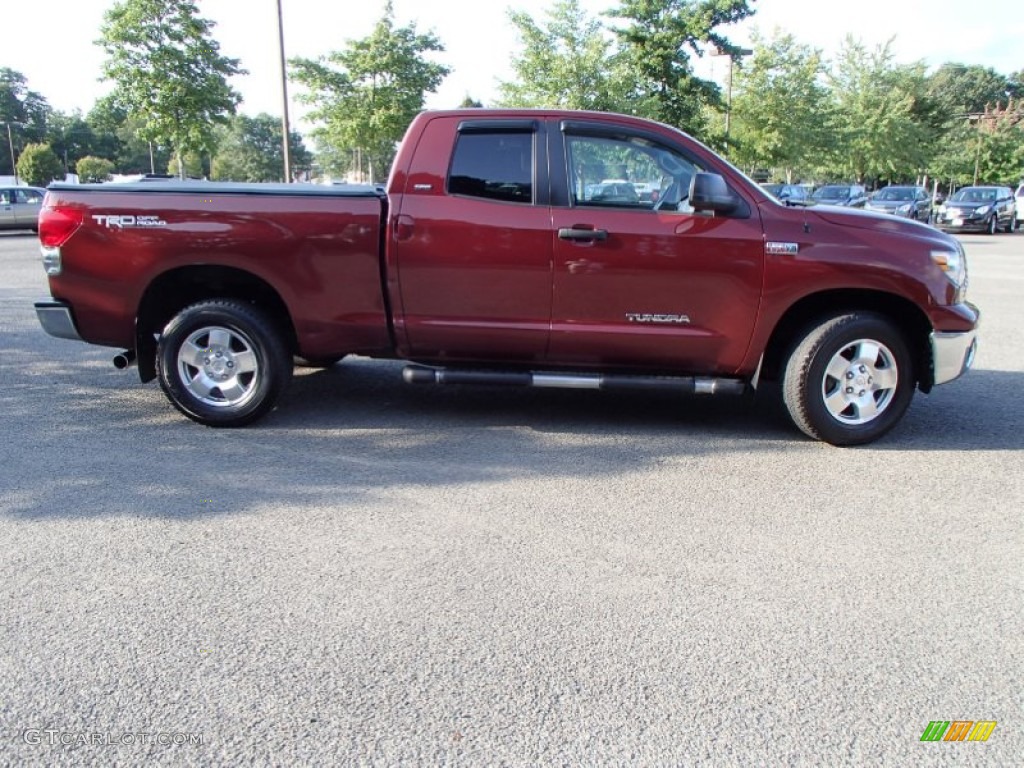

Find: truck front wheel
<box><xmin>782</xmin><ymin>313</ymin><xmax>914</xmax><ymax>446</ymax></box>
<box><xmin>156</xmin><ymin>300</ymin><xmax>293</xmax><ymax>427</ymax></box>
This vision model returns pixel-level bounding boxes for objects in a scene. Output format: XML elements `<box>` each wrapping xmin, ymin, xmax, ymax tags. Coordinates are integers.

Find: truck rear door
<box><xmin>548</xmin><ymin>119</ymin><xmax>764</xmax><ymax>374</ymax></box>
<box><xmin>388</xmin><ymin>117</ymin><xmax>552</xmax><ymax>362</ymax></box>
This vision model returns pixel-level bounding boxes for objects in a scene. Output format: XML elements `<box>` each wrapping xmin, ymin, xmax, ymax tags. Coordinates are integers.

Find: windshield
<box><xmin>951</xmin><ymin>188</ymin><xmax>996</xmax><ymax>203</ymax></box>
<box><xmin>813</xmin><ymin>185</ymin><xmax>849</xmax><ymax>199</ymax></box>
<box><xmin>875</xmin><ymin>188</ymin><xmax>913</xmax><ymax>201</ymax></box>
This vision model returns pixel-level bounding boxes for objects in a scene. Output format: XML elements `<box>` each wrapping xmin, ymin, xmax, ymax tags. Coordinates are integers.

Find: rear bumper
<box><xmin>35</xmin><ymin>299</ymin><xmax>83</xmax><ymax>341</ymax></box>
<box><xmin>931</xmin><ymin>328</ymin><xmax>978</xmax><ymax>385</ymax></box>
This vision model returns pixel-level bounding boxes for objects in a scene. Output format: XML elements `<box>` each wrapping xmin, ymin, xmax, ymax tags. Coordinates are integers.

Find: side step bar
<box><xmin>402</xmin><ymin>365</ymin><xmax>747</xmax><ymax>396</ymax></box>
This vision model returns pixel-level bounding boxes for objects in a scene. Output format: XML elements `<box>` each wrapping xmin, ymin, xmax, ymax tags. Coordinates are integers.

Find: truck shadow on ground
<box><xmin>2</xmin><ymin>329</ymin><xmax>1021</xmax><ymax>522</ymax></box>
<box><xmin>282</xmin><ymin>359</ymin><xmax>1023</xmax><ymax>453</ymax></box>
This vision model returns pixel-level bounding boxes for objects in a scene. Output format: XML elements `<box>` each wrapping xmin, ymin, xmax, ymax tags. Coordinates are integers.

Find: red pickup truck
<box><xmin>35</xmin><ymin>109</ymin><xmax>978</xmax><ymax>445</ymax></box>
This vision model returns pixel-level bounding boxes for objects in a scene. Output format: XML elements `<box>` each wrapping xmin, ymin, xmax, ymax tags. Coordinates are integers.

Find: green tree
<box><xmin>76</xmin><ymin>155</ymin><xmax>116</xmax><ymax>183</ymax></box>
<box><xmin>86</xmin><ymin>95</ymin><xmax>172</xmax><ymax>174</ymax></box>
<box><xmin>45</xmin><ymin>112</ymin><xmax>99</xmax><ymax>175</ymax></box>
<box><xmin>211</xmin><ymin>114</ymin><xmax>311</xmax><ymax>182</ymax></box>
<box><xmin>730</xmin><ymin>30</ymin><xmax>829</xmax><ymax>180</ymax></box>
<box><xmin>975</xmin><ymin>117</ymin><xmax>1024</xmax><ymax>185</ymax></box>
<box><xmin>290</xmin><ymin>1</ymin><xmax>449</xmax><ymax>182</ymax></box>
<box><xmin>16</xmin><ymin>143</ymin><xmax>63</xmax><ymax>186</ymax></box>
<box><xmin>1</xmin><ymin>68</ymin><xmax>51</xmax><ymax>176</ymax></box>
<box><xmin>498</xmin><ymin>0</ymin><xmax>625</xmax><ymax>111</ymax></box>
<box><xmin>826</xmin><ymin>38</ymin><xmax>934</xmax><ymax>182</ymax></box>
<box><xmin>927</xmin><ymin>63</ymin><xmax>1010</xmax><ymax>116</ymax></box>
<box><xmin>98</xmin><ymin>0</ymin><xmax>244</xmax><ymax>178</ymax></box>
<box><xmin>1007</xmin><ymin>70</ymin><xmax>1024</xmax><ymax>101</ymax></box>
<box><xmin>167</xmin><ymin>152</ymin><xmax>205</xmax><ymax>178</ymax></box>
<box><xmin>608</xmin><ymin>0</ymin><xmax>754</xmax><ymax>135</ymax></box>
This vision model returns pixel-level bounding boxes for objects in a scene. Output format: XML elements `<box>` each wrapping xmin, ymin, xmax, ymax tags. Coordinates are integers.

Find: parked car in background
<box><xmin>1016</xmin><ymin>183</ymin><xmax>1024</xmax><ymax>225</ymax></box>
<box><xmin>810</xmin><ymin>184</ymin><xmax>868</xmax><ymax>207</ymax></box>
<box><xmin>761</xmin><ymin>183</ymin><xmax>811</xmax><ymax>205</ymax></box>
<box><xmin>864</xmin><ymin>186</ymin><xmax>932</xmax><ymax>221</ymax></box>
<box><xmin>937</xmin><ymin>186</ymin><xmax>1017</xmax><ymax>234</ymax></box>
<box><xmin>0</xmin><ymin>186</ymin><xmax>46</xmax><ymax>232</ymax></box>
<box><xmin>585</xmin><ymin>180</ymin><xmax>641</xmax><ymax>205</ymax></box>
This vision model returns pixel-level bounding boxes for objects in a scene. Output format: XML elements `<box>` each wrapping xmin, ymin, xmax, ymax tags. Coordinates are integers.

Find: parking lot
<box><xmin>1</xmin><ymin>228</ymin><xmax>1021</xmax><ymax>765</ymax></box>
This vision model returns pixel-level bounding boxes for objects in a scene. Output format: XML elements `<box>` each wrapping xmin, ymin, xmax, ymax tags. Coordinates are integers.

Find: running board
<box><xmin>402</xmin><ymin>365</ymin><xmax>747</xmax><ymax>396</ymax></box>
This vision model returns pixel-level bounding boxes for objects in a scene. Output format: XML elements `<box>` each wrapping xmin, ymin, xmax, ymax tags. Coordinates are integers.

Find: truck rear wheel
<box><xmin>156</xmin><ymin>300</ymin><xmax>292</xmax><ymax>427</ymax></box>
<box><xmin>782</xmin><ymin>313</ymin><xmax>914</xmax><ymax>446</ymax></box>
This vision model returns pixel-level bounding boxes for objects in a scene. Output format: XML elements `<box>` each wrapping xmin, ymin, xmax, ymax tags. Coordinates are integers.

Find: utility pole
<box><xmin>711</xmin><ymin>46</ymin><xmax>753</xmax><ymax>157</ymax></box>
<box><xmin>6</xmin><ymin>122</ymin><xmax>17</xmax><ymax>184</ymax></box>
<box><xmin>276</xmin><ymin>0</ymin><xmax>293</xmax><ymax>183</ymax></box>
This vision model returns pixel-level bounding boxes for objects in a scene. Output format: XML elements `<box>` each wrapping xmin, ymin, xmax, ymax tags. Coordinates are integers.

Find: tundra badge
<box><xmin>625</xmin><ymin>313</ymin><xmax>691</xmax><ymax>324</ymax></box>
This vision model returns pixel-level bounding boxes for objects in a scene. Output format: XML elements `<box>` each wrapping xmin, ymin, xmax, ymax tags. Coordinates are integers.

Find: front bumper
<box><xmin>35</xmin><ymin>299</ymin><xmax>83</xmax><ymax>341</ymax></box>
<box><xmin>937</xmin><ymin>210</ymin><xmax>990</xmax><ymax>232</ymax></box>
<box><xmin>931</xmin><ymin>328</ymin><xmax>978</xmax><ymax>385</ymax></box>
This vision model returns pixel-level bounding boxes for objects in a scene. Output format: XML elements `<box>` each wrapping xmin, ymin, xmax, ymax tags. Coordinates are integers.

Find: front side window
<box><xmin>566</xmin><ymin>133</ymin><xmax>701</xmax><ymax>212</ymax></box>
<box><xmin>448</xmin><ymin>132</ymin><xmax>533</xmax><ymax>204</ymax></box>
<box><xmin>15</xmin><ymin>189</ymin><xmax>43</xmax><ymax>204</ymax></box>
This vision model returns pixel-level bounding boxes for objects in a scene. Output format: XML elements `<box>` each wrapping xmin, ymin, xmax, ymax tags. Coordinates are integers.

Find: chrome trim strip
<box><xmin>932</xmin><ymin>329</ymin><xmax>978</xmax><ymax>385</ymax></box>
<box><xmin>35</xmin><ymin>300</ymin><xmax>83</xmax><ymax>341</ymax></box>
<box><xmin>532</xmin><ymin>374</ymin><xmax>602</xmax><ymax>389</ymax></box>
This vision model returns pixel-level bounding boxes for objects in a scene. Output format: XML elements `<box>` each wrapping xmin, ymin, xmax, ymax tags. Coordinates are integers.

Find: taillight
<box><xmin>39</xmin><ymin>204</ymin><xmax>84</xmax><ymax>249</ymax></box>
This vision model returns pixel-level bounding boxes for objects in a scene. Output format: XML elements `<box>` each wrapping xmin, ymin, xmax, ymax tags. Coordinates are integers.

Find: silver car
<box><xmin>864</xmin><ymin>185</ymin><xmax>932</xmax><ymax>221</ymax></box>
<box><xmin>0</xmin><ymin>186</ymin><xmax>46</xmax><ymax>233</ymax></box>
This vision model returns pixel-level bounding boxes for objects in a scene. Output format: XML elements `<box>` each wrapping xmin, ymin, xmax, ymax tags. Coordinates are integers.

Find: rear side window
<box><xmin>448</xmin><ymin>133</ymin><xmax>533</xmax><ymax>204</ymax></box>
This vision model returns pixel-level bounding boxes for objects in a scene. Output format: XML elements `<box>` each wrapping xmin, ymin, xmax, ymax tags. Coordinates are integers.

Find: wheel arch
<box><xmin>759</xmin><ymin>289</ymin><xmax>935</xmax><ymax>391</ymax></box>
<box><xmin>135</xmin><ymin>265</ymin><xmax>297</xmax><ymax>383</ymax></box>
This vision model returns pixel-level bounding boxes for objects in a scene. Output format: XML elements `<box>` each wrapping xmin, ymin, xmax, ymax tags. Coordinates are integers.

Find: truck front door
<box><xmin>389</xmin><ymin>117</ymin><xmax>552</xmax><ymax>363</ymax></box>
<box><xmin>548</xmin><ymin>121</ymin><xmax>764</xmax><ymax>374</ymax></box>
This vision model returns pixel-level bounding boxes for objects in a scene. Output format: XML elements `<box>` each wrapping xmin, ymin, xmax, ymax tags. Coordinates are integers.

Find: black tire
<box><xmin>782</xmin><ymin>313</ymin><xmax>915</xmax><ymax>446</ymax></box>
<box><xmin>1004</xmin><ymin>216</ymin><xmax>1016</xmax><ymax>234</ymax></box>
<box><xmin>156</xmin><ymin>299</ymin><xmax>293</xmax><ymax>427</ymax></box>
<box><xmin>987</xmin><ymin>215</ymin><xmax>998</xmax><ymax>235</ymax></box>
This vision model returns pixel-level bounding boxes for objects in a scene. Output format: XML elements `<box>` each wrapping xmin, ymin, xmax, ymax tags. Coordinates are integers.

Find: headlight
<box><xmin>931</xmin><ymin>247</ymin><xmax>968</xmax><ymax>296</ymax></box>
<box><xmin>975</xmin><ymin>205</ymin><xmax>990</xmax><ymax>215</ymax></box>
<box><xmin>896</xmin><ymin>204</ymin><xmax>911</xmax><ymax>213</ymax></box>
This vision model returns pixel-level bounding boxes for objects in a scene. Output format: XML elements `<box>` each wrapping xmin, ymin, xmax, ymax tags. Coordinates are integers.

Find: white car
<box><xmin>1016</xmin><ymin>184</ymin><xmax>1024</xmax><ymax>224</ymax></box>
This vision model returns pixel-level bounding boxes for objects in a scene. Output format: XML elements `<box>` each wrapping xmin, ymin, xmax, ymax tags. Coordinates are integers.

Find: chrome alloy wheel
<box><xmin>821</xmin><ymin>338</ymin><xmax>898</xmax><ymax>425</ymax></box>
<box><xmin>177</xmin><ymin>326</ymin><xmax>260</xmax><ymax>408</ymax></box>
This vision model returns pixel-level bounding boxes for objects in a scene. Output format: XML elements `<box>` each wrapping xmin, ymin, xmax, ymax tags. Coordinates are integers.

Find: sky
<box><xmin>4</xmin><ymin>0</ymin><xmax>1023</xmax><ymax>128</ymax></box>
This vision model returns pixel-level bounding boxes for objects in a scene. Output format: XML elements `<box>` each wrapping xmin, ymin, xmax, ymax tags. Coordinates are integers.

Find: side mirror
<box><xmin>690</xmin><ymin>172</ymin><xmax>738</xmax><ymax>213</ymax></box>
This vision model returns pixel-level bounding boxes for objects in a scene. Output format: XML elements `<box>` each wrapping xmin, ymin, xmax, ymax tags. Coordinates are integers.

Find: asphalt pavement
<box><xmin>0</xmin><ymin>227</ymin><xmax>1021</xmax><ymax>766</ymax></box>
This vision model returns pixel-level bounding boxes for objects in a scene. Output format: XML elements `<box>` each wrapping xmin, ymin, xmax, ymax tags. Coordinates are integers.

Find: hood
<box><xmin>810</xmin><ymin>204</ymin><xmax>939</xmax><ymax>237</ymax></box>
<box><xmin>866</xmin><ymin>199</ymin><xmax>906</xmax><ymax>210</ymax></box>
<box><xmin>944</xmin><ymin>200</ymin><xmax>987</xmax><ymax>210</ymax></box>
